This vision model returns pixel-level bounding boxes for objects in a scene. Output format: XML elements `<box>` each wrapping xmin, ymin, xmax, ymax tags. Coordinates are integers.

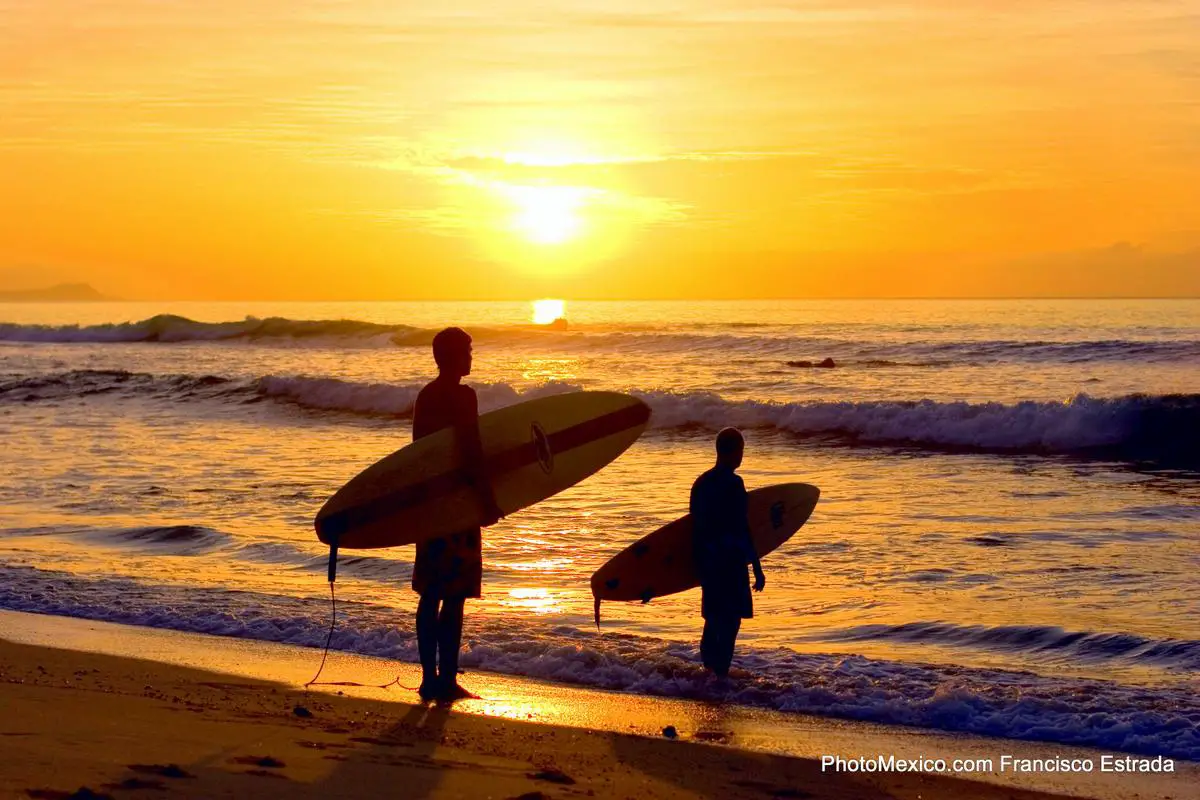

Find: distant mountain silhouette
<box><xmin>0</xmin><ymin>283</ymin><xmax>113</xmax><ymax>302</ymax></box>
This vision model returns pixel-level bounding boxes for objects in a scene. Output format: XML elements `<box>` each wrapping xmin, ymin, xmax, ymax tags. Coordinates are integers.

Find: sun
<box><xmin>505</xmin><ymin>185</ymin><xmax>588</xmax><ymax>245</ymax></box>
<box><xmin>532</xmin><ymin>299</ymin><xmax>566</xmax><ymax>325</ymax></box>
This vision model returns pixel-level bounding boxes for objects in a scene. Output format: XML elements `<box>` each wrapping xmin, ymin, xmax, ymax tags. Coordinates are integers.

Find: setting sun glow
<box><xmin>506</xmin><ymin>185</ymin><xmax>588</xmax><ymax>245</ymax></box>
<box><xmin>532</xmin><ymin>299</ymin><xmax>566</xmax><ymax>325</ymax></box>
<box><xmin>2</xmin><ymin>1</ymin><xmax>1199</xmax><ymax>299</ymax></box>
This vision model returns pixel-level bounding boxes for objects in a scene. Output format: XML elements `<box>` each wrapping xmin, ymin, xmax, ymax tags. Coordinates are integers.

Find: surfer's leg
<box><xmin>717</xmin><ymin>617</ymin><xmax>742</xmax><ymax>676</ymax></box>
<box><xmin>435</xmin><ymin>598</ymin><xmax>477</xmax><ymax>701</ymax></box>
<box><xmin>416</xmin><ymin>591</ymin><xmax>441</xmax><ymax>695</ymax></box>
<box><xmin>437</xmin><ymin>596</ymin><xmax>466</xmax><ymax>686</ymax></box>
<box><xmin>700</xmin><ymin>618</ymin><xmax>716</xmax><ymax>671</ymax></box>
<box><xmin>704</xmin><ymin>615</ymin><xmax>740</xmax><ymax>677</ymax></box>
<box><xmin>699</xmin><ymin>581</ymin><xmax>718</xmax><ymax>670</ymax></box>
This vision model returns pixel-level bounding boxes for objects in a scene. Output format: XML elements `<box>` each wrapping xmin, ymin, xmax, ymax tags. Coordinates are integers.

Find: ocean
<box><xmin>1</xmin><ymin>299</ymin><xmax>1198</xmax><ymax>758</ymax></box>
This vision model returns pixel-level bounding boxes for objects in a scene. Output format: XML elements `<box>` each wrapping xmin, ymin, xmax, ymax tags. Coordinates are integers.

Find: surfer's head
<box><xmin>433</xmin><ymin>326</ymin><xmax>473</xmax><ymax>378</ymax></box>
<box><xmin>715</xmin><ymin>427</ymin><xmax>744</xmax><ymax>470</ymax></box>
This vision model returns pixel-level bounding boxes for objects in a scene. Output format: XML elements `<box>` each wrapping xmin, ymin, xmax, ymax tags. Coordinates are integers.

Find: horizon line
<box><xmin>8</xmin><ymin>295</ymin><xmax>1198</xmax><ymax>303</ymax></box>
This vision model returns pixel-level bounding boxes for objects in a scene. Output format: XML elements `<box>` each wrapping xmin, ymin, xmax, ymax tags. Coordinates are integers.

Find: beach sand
<box><xmin>2</xmin><ymin>612</ymin><xmax>1195</xmax><ymax>800</ymax></box>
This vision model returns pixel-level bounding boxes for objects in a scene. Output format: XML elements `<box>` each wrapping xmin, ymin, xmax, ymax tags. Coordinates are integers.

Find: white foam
<box><xmin>637</xmin><ymin>390</ymin><xmax>1196</xmax><ymax>455</ymax></box>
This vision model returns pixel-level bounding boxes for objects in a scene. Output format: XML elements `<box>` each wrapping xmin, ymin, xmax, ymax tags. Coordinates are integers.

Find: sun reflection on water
<box><xmin>504</xmin><ymin>558</ymin><xmax>573</xmax><ymax>572</ymax></box>
<box><xmin>521</xmin><ymin>357</ymin><xmax>578</xmax><ymax>384</ymax></box>
<box><xmin>532</xmin><ymin>299</ymin><xmax>566</xmax><ymax>325</ymax></box>
<box><xmin>503</xmin><ymin>588</ymin><xmax>564</xmax><ymax>614</ymax></box>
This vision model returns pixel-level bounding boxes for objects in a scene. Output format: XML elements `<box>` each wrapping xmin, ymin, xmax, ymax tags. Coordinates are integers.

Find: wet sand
<box><xmin>2</xmin><ymin>612</ymin><xmax>1195</xmax><ymax>800</ymax></box>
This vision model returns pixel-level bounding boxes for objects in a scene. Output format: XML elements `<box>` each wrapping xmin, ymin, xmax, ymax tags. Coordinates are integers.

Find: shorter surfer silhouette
<box><xmin>411</xmin><ymin>327</ymin><xmax>503</xmax><ymax>702</ymax></box>
<box><xmin>690</xmin><ymin>427</ymin><xmax>764</xmax><ymax>677</ymax></box>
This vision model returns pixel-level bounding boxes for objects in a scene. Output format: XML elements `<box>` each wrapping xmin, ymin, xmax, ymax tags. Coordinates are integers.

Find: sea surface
<box><xmin>1</xmin><ymin>299</ymin><xmax>1198</xmax><ymax>758</ymax></box>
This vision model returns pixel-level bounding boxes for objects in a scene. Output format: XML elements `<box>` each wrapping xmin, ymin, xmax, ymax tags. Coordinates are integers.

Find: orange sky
<box><xmin>1</xmin><ymin>0</ymin><xmax>1198</xmax><ymax>299</ymax></box>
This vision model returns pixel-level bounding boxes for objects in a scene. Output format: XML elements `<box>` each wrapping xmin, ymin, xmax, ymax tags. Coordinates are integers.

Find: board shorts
<box><xmin>700</xmin><ymin>561</ymin><xmax>753</xmax><ymax>621</ymax></box>
<box><xmin>412</xmin><ymin>528</ymin><xmax>483</xmax><ymax>599</ymax></box>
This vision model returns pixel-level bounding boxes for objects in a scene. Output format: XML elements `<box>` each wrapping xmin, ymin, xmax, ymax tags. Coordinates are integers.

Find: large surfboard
<box><xmin>316</xmin><ymin>391</ymin><xmax>651</xmax><ymax>549</ymax></box>
<box><xmin>590</xmin><ymin>482</ymin><xmax>820</xmax><ymax>624</ymax></box>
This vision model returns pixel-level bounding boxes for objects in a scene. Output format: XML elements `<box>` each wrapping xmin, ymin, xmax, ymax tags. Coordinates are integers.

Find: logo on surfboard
<box><xmin>531</xmin><ymin>422</ymin><xmax>554</xmax><ymax>473</ymax></box>
<box><xmin>770</xmin><ymin>500</ymin><xmax>785</xmax><ymax>529</ymax></box>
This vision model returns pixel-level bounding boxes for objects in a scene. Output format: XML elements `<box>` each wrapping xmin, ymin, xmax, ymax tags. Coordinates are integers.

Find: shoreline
<box><xmin>2</xmin><ymin>611</ymin><xmax>1196</xmax><ymax>799</ymax></box>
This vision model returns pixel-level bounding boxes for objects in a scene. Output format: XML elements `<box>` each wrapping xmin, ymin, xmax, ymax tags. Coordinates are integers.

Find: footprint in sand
<box><xmin>231</xmin><ymin>755</ymin><xmax>290</xmax><ymax>778</ymax></box>
<box><xmin>527</xmin><ymin>769</ymin><xmax>576</xmax><ymax>785</ymax></box>
<box><xmin>102</xmin><ymin>778</ymin><xmax>166</xmax><ymax>792</ymax></box>
<box><xmin>243</xmin><ymin>770</ymin><xmax>290</xmax><ymax>780</ymax></box>
<box><xmin>126</xmin><ymin>764</ymin><xmax>194</xmax><ymax>780</ymax></box>
<box><xmin>231</xmin><ymin>756</ymin><xmax>287</xmax><ymax>768</ymax></box>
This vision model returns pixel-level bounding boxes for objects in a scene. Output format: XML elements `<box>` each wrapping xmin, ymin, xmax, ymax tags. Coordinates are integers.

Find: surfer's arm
<box><xmin>751</xmin><ymin>550</ymin><xmax>765</xmax><ymax>592</ymax></box>
<box><xmin>737</xmin><ymin>477</ymin><xmax>765</xmax><ymax>591</ymax></box>
<box><xmin>458</xmin><ymin>388</ymin><xmax>503</xmax><ymax>526</ymax></box>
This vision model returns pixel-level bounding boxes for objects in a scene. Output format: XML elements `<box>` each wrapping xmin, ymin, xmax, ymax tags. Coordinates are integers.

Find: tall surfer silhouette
<box><xmin>411</xmin><ymin>327</ymin><xmax>503</xmax><ymax>701</ymax></box>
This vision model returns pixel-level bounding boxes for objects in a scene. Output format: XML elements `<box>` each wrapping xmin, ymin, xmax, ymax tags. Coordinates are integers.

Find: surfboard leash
<box><xmin>303</xmin><ymin>579</ymin><xmax>338</xmax><ymax>690</ymax></box>
<box><xmin>303</xmin><ymin>540</ymin><xmax>420</xmax><ymax>694</ymax></box>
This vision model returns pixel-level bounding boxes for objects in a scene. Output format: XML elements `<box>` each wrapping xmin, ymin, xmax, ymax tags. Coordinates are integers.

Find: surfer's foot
<box><xmin>703</xmin><ymin>665</ymin><xmax>734</xmax><ymax>683</ymax></box>
<box><xmin>417</xmin><ymin>678</ymin><xmax>440</xmax><ymax>702</ymax></box>
<box><xmin>436</xmin><ymin>681</ymin><xmax>479</xmax><ymax>703</ymax></box>
<box><xmin>710</xmin><ymin>673</ymin><xmax>735</xmax><ymax>691</ymax></box>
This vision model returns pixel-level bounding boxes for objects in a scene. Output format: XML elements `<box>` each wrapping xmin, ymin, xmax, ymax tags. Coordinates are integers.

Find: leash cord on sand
<box><xmin>303</xmin><ymin>581</ymin><xmax>338</xmax><ymax>690</ymax></box>
<box><xmin>304</xmin><ymin>581</ymin><xmax>418</xmax><ymax>693</ymax></box>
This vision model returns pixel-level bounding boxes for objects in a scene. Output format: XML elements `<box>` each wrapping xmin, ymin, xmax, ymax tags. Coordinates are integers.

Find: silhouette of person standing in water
<box><xmin>690</xmin><ymin>427</ymin><xmax>764</xmax><ymax>677</ymax></box>
<box><xmin>412</xmin><ymin>327</ymin><xmax>503</xmax><ymax>701</ymax></box>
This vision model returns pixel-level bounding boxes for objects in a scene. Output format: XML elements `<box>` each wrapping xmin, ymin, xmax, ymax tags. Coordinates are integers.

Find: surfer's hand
<box><xmin>753</xmin><ymin>568</ymin><xmax>766</xmax><ymax>593</ymax></box>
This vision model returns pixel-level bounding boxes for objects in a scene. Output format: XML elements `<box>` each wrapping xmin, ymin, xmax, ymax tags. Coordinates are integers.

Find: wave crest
<box><xmin>4</xmin><ymin>369</ymin><xmax>1197</xmax><ymax>464</ymax></box>
<box><xmin>637</xmin><ymin>390</ymin><xmax>1200</xmax><ymax>464</ymax></box>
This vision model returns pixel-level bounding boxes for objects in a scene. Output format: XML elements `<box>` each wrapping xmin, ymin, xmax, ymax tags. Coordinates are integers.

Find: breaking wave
<box><xmin>3</xmin><ymin>370</ymin><xmax>1197</xmax><ymax>464</ymax></box>
<box><xmin>637</xmin><ymin>389</ymin><xmax>1200</xmax><ymax>464</ymax></box>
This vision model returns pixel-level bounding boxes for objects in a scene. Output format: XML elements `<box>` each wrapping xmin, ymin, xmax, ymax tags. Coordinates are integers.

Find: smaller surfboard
<box><xmin>316</xmin><ymin>391</ymin><xmax>650</xmax><ymax>550</ymax></box>
<box><xmin>590</xmin><ymin>482</ymin><xmax>820</xmax><ymax>625</ymax></box>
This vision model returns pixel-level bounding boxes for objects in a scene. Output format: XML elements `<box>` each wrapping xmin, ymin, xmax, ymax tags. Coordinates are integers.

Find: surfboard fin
<box><xmin>593</xmin><ymin>597</ymin><xmax>601</xmax><ymax>629</ymax></box>
<box><xmin>327</xmin><ymin>537</ymin><xmax>339</xmax><ymax>583</ymax></box>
